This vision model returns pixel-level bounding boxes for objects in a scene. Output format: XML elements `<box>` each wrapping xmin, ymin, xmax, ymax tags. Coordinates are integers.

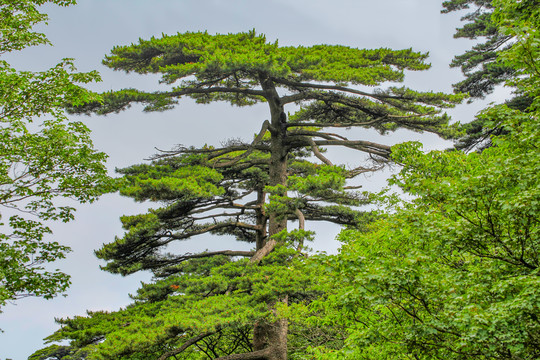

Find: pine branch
<box><xmin>151</xmin><ymin>144</ymin><xmax>271</xmax><ymax>160</ymax></box>
<box><xmin>157</xmin><ymin>250</ymin><xmax>256</xmax><ymax>268</ymax></box>
<box><xmin>249</xmin><ymin>239</ymin><xmax>277</xmax><ymax>263</ymax></box>
<box><xmin>169</xmin><ymin>86</ymin><xmax>266</xmax><ymax>98</ymax></box>
<box><xmin>157</xmin><ymin>331</ymin><xmax>215</xmax><ymax>360</ymax></box>
<box><xmin>286</xmin><ymin>118</ymin><xmax>386</xmax><ymax>128</ymax></box>
<box><xmin>186</xmin><ymin>191</ymin><xmax>256</xmax><ymax>215</ymax></box>
<box><xmin>286</xmin><ymin>134</ymin><xmax>391</xmax><ymax>158</ymax></box>
<box><xmin>275</xmin><ymin>78</ymin><xmax>401</xmax><ymax>104</ymax></box>
<box><xmin>166</xmin><ymin>222</ymin><xmax>262</xmax><ymax>243</ymax></box>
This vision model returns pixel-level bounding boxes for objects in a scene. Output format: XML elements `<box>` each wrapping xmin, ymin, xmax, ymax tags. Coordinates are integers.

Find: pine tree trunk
<box><xmin>253</xmin><ymin>314</ymin><xmax>288</xmax><ymax>360</ymax></box>
<box><xmin>253</xmin><ymin>75</ymin><xmax>289</xmax><ymax>360</ymax></box>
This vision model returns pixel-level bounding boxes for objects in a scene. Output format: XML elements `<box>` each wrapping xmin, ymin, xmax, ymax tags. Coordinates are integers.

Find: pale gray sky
<box><xmin>0</xmin><ymin>1</ymin><xmax>502</xmax><ymax>359</ymax></box>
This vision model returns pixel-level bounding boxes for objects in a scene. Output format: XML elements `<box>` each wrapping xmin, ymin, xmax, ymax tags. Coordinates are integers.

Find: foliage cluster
<box><xmin>0</xmin><ymin>0</ymin><xmax>109</xmax><ymax>307</ymax></box>
<box><xmin>310</xmin><ymin>1</ymin><xmax>540</xmax><ymax>359</ymax></box>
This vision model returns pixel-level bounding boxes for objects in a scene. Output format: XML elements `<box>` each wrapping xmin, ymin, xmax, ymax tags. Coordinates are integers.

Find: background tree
<box><xmin>310</xmin><ymin>1</ymin><xmax>540</xmax><ymax>358</ymax></box>
<box><xmin>442</xmin><ymin>0</ymin><xmax>534</xmax><ymax>150</ymax></box>
<box><xmin>0</xmin><ymin>0</ymin><xmax>109</xmax><ymax>308</ymax></box>
<box><xmin>442</xmin><ymin>0</ymin><xmax>512</xmax><ymax>99</ymax></box>
<box><xmin>37</xmin><ymin>30</ymin><xmax>463</xmax><ymax>360</ymax></box>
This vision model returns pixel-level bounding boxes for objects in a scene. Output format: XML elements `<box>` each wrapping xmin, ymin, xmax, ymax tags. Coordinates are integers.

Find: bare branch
<box><xmin>214</xmin><ymin>120</ymin><xmax>270</xmax><ymax>168</ymax></box>
<box><xmin>306</xmin><ymin>137</ymin><xmax>333</xmax><ymax>166</ymax></box>
<box><xmin>294</xmin><ymin>209</ymin><xmax>305</xmax><ymax>231</ymax></box>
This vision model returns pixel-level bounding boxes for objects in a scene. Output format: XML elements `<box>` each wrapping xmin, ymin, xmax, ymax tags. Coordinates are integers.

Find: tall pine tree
<box><xmin>37</xmin><ymin>31</ymin><xmax>463</xmax><ymax>360</ymax></box>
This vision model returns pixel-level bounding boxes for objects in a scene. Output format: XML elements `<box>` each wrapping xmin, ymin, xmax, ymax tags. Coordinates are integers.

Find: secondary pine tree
<box><xmin>442</xmin><ymin>0</ymin><xmax>534</xmax><ymax>150</ymax></box>
<box><xmin>38</xmin><ymin>31</ymin><xmax>463</xmax><ymax>360</ymax></box>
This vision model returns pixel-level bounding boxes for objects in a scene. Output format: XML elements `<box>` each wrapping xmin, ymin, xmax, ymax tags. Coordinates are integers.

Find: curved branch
<box><xmin>139</xmin><ymin>249</ymin><xmax>258</xmax><ymax>271</ymax></box>
<box><xmin>286</xmin><ymin>118</ymin><xmax>386</xmax><ymax>128</ymax></box>
<box><xmin>186</xmin><ymin>191</ymin><xmax>255</xmax><ymax>216</ymax></box>
<box><xmin>150</xmin><ymin>144</ymin><xmax>270</xmax><ymax>160</ymax></box>
<box><xmin>294</xmin><ymin>208</ymin><xmax>306</xmax><ymax>255</ymax></box>
<box><xmin>285</xmin><ymin>134</ymin><xmax>391</xmax><ymax>158</ymax></box>
<box><xmin>294</xmin><ymin>209</ymin><xmax>305</xmax><ymax>231</ymax></box>
<box><xmin>208</xmin><ymin>145</ymin><xmax>271</xmax><ymax>160</ymax></box>
<box><xmin>288</xmin><ymin>129</ymin><xmax>351</xmax><ymax>142</ymax></box>
<box><xmin>346</xmin><ymin>164</ymin><xmax>384</xmax><ymax>177</ymax></box>
<box><xmin>306</xmin><ymin>137</ymin><xmax>333</xmax><ymax>166</ymax></box>
<box><xmin>172</xmin><ymin>250</ymin><xmax>256</xmax><ymax>263</ymax></box>
<box><xmin>158</xmin><ymin>331</ymin><xmax>215</xmax><ymax>360</ymax></box>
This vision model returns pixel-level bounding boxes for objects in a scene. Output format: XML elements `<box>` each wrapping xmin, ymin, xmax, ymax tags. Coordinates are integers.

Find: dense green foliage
<box><xmin>35</xmin><ymin>29</ymin><xmax>462</xmax><ymax>360</ymax></box>
<box><xmin>310</xmin><ymin>1</ymin><xmax>540</xmax><ymax>358</ymax></box>
<box><xmin>0</xmin><ymin>0</ymin><xmax>109</xmax><ymax>307</ymax></box>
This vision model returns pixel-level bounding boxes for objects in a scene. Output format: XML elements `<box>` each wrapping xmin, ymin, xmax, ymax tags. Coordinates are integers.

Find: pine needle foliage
<box><xmin>39</xmin><ymin>30</ymin><xmax>463</xmax><ymax>360</ymax></box>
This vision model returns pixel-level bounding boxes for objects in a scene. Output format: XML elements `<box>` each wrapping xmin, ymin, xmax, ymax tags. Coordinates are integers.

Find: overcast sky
<box><xmin>0</xmin><ymin>1</ymin><xmax>505</xmax><ymax>359</ymax></box>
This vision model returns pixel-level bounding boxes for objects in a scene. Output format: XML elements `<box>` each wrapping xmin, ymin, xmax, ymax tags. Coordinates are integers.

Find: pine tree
<box><xmin>442</xmin><ymin>0</ymin><xmax>514</xmax><ymax>99</ymax></box>
<box><xmin>40</xmin><ymin>31</ymin><xmax>463</xmax><ymax>360</ymax></box>
<box><xmin>442</xmin><ymin>0</ymin><xmax>534</xmax><ymax>150</ymax></box>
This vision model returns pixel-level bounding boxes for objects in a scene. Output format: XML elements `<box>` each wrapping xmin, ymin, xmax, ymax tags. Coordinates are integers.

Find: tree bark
<box><xmin>253</xmin><ymin>74</ymin><xmax>289</xmax><ymax>360</ymax></box>
<box><xmin>255</xmin><ymin>189</ymin><xmax>267</xmax><ymax>251</ymax></box>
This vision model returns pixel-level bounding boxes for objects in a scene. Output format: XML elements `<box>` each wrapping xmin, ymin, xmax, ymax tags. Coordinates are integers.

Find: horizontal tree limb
<box><xmin>170</xmin><ymin>86</ymin><xmax>266</xmax><ymax>99</ymax></box>
<box><xmin>286</xmin><ymin>118</ymin><xmax>386</xmax><ymax>128</ymax></box>
<box><xmin>275</xmin><ymin>78</ymin><xmax>400</xmax><ymax>104</ymax></box>
<box><xmin>285</xmin><ymin>134</ymin><xmax>391</xmax><ymax>158</ymax></box>
<box><xmin>167</xmin><ymin>222</ymin><xmax>262</xmax><ymax>244</ymax></box>
<box><xmin>314</xmin><ymin>139</ymin><xmax>391</xmax><ymax>157</ymax></box>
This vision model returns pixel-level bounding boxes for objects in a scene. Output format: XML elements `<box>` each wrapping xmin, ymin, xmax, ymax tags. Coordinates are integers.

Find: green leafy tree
<box><xmin>37</xmin><ymin>30</ymin><xmax>462</xmax><ymax>360</ymax></box>
<box><xmin>0</xmin><ymin>0</ymin><xmax>109</xmax><ymax>307</ymax></box>
<box><xmin>311</xmin><ymin>1</ymin><xmax>540</xmax><ymax>358</ymax></box>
